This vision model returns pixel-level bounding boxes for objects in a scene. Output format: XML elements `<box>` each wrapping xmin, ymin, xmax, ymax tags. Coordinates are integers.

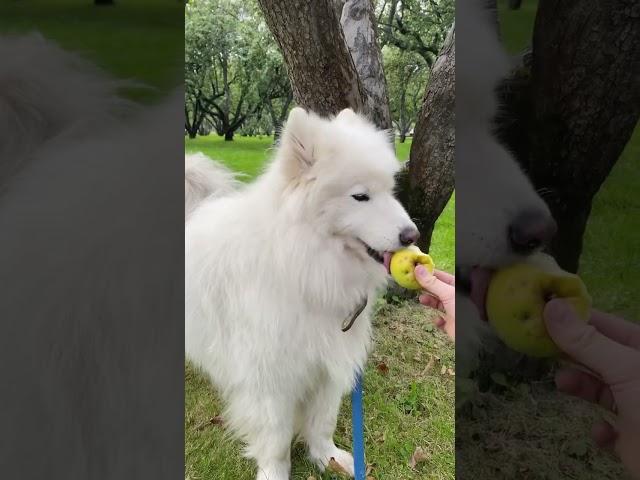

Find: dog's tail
<box><xmin>185</xmin><ymin>153</ymin><xmax>239</xmax><ymax>219</ymax></box>
<box><xmin>0</xmin><ymin>33</ymin><xmax>135</xmax><ymax>181</ymax></box>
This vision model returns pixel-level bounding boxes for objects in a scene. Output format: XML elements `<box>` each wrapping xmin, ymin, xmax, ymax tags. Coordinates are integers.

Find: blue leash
<box><xmin>351</xmin><ymin>372</ymin><xmax>366</xmax><ymax>480</ymax></box>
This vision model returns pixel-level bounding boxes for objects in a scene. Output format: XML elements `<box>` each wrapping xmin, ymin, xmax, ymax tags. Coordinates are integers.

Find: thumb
<box><xmin>544</xmin><ymin>299</ymin><xmax>637</xmax><ymax>384</ymax></box>
<box><xmin>415</xmin><ymin>265</ymin><xmax>453</xmax><ymax>304</ymax></box>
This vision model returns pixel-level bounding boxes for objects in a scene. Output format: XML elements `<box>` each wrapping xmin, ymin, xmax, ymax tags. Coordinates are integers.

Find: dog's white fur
<box><xmin>185</xmin><ymin>108</ymin><xmax>417</xmax><ymax>479</ymax></box>
<box><xmin>1</xmin><ymin>34</ymin><xmax>183</xmax><ymax>478</ymax></box>
<box><xmin>0</xmin><ymin>33</ymin><xmax>135</xmax><ymax>183</ymax></box>
<box><xmin>456</xmin><ymin>0</ymin><xmax>553</xmax><ymax>374</ymax></box>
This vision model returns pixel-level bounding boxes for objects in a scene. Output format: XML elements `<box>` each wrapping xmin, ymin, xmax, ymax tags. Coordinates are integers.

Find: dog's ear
<box><xmin>335</xmin><ymin>108</ymin><xmax>359</xmax><ymax>124</ymax></box>
<box><xmin>278</xmin><ymin>107</ymin><xmax>320</xmax><ymax>180</ymax></box>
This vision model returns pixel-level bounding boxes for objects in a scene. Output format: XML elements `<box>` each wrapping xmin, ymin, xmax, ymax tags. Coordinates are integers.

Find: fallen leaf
<box><xmin>409</xmin><ymin>446</ymin><xmax>430</xmax><ymax>470</ymax></box>
<box><xmin>195</xmin><ymin>415</ymin><xmax>224</xmax><ymax>431</ymax></box>
<box><xmin>440</xmin><ymin>365</ymin><xmax>447</xmax><ymax>375</ymax></box>
<box><xmin>422</xmin><ymin>356</ymin><xmax>435</xmax><ymax>374</ymax></box>
<box><xmin>376</xmin><ymin>362</ymin><xmax>389</xmax><ymax>375</ymax></box>
<box><xmin>327</xmin><ymin>458</ymin><xmax>351</xmax><ymax>477</ymax></box>
<box><xmin>447</xmin><ymin>368</ymin><xmax>455</xmax><ymax>376</ymax></box>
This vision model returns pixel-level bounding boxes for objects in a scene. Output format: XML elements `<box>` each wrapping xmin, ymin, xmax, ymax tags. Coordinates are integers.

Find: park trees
<box><xmin>185</xmin><ymin>0</ymin><xmax>290</xmax><ymax>140</ymax></box>
<box><xmin>257</xmin><ymin>0</ymin><xmax>454</xmax><ymax>250</ymax></box>
<box><xmin>494</xmin><ymin>1</ymin><xmax>640</xmax><ymax>272</ymax></box>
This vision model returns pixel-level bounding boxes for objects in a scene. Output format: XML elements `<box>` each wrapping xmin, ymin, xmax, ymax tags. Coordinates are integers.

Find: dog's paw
<box><xmin>310</xmin><ymin>446</ymin><xmax>355</xmax><ymax>477</ymax></box>
<box><xmin>255</xmin><ymin>463</ymin><xmax>289</xmax><ymax>480</ymax></box>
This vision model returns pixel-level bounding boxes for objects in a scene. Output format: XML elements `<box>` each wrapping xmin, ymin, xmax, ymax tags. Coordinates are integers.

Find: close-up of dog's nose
<box><xmin>399</xmin><ymin>226</ymin><xmax>420</xmax><ymax>246</ymax></box>
<box><xmin>508</xmin><ymin>209</ymin><xmax>557</xmax><ymax>254</ymax></box>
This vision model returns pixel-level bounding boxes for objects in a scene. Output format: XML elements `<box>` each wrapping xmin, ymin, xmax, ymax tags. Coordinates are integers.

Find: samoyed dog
<box><xmin>455</xmin><ymin>0</ymin><xmax>557</xmax><ymax>374</ymax></box>
<box><xmin>185</xmin><ymin>107</ymin><xmax>419</xmax><ymax>480</ymax></box>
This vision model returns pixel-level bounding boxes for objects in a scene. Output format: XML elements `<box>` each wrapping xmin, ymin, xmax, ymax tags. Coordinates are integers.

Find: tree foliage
<box><xmin>376</xmin><ymin>0</ymin><xmax>452</xmax><ymax>140</ymax></box>
<box><xmin>185</xmin><ymin>0</ymin><xmax>453</xmax><ymax>140</ymax></box>
<box><xmin>376</xmin><ymin>0</ymin><xmax>454</xmax><ymax>66</ymax></box>
<box><xmin>185</xmin><ymin>0</ymin><xmax>291</xmax><ymax>140</ymax></box>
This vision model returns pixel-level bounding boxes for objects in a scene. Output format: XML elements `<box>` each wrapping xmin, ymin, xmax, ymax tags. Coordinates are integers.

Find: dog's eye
<box><xmin>351</xmin><ymin>193</ymin><xmax>370</xmax><ymax>202</ymax></box>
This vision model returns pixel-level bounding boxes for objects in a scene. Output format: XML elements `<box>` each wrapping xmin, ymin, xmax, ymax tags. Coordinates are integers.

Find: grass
<box><xmin>0</xmin><ymin>0</ymin><xmax>183</xmax><ymax>102</ymax></box>
<box><xmin>186</xmin><ymin>304</ymin><xmax>455</xmax><ymax>480</ymax></box>
<box><xmin>456</xmin><ymin>4</ymin><xmax>640</xmax><ymax>480</ymax></box>
<box><xmin>185</xmin><ymin>135</ymin><xmax>456</xmax><ymax>479</ymax></box>
<box><xmin>580</xmin><ymin>124</ymin><xmax>640</xmax><ymax>319</ymax></box>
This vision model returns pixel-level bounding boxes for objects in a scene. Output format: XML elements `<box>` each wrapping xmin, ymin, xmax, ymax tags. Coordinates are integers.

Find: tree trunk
<box><xmin>257</xmin><ymin>0</ymin><xmax>368</xmax><ymax>119</ymax></box>
<box><xmin>340</xmin><ymin>0</ymin><xmax>392</xmax><ymax>129</ymax></box>
<box><xmin>497</xmin><ymin>1</ymin><xmax>640</xmax><ymax>273</ymax></box>
<box><xmin>224</xmin><ymin>130</ymin><xmax>234</xmax><ymax>141</ymax></box>
<box><xmin>398</xmin><ymin>25</ymin><xmax>455</xmax><ymax>252</ymax></box>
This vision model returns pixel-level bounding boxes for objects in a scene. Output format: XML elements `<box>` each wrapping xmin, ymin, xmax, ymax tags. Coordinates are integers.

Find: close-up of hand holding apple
<box><xmin>414</xmin><ymin>266</ymin><xmax>455</xmax><ymax>341</ymax></box>
<box><xmin>544</xmin><ymin>301</ymin><xmax>640</xmax><ymax>480</ymax></box>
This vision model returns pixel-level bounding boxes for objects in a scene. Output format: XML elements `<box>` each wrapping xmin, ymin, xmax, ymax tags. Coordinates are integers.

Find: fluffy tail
<box><xmin>185</xmin><ymin>153</ymin><xmax>239</xmax><ymax>219</ymax></box>
<box><xmin>0</xmin><ymin>33</ymin><xmax>135</xmax><ymax>181</ymax></box>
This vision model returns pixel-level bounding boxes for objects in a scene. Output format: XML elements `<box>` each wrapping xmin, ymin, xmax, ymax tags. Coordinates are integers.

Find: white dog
<box><xmin>455</xmin><ymin>0</ymin><xmax>557</xmax><ymax>374</ymax></box>
<box><xmin>185</xmin><ymin>108</ymin><xmax>419</xmax><ymax>480</ymax></box>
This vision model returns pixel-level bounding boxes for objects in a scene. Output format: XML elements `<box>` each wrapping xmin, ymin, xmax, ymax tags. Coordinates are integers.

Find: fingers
<box><xmin>415</xmin><ymin>266</ymin><xmax>455</xmax><ymax>306</ymax></box>
<box><xmin>591</xmin><ymin>420</ymin><xmax>618</xmax><ymax>450</ymax></box>
<box><xmin>419</xmin><ymin>293</ymin><xmax>441</xmax><ymax>310</ymax></box>
<box><xmin>555</xmin><ymin>368</ymin><xmax>616</xmax><ymax>412</ymax></box>
<box><xmin>544</xmin><ymin>299</ymin><xmax>639</xmax><ymax>385</ymax></box>
<box><xmin>590</xmin><ymin>310</ymin><xmax>640</xmax><ymax>350</ymax></box>
<box><xmin>433</xmin><ymin>269</ymin><xmax>455</xmax><ymax>286</ymax></box>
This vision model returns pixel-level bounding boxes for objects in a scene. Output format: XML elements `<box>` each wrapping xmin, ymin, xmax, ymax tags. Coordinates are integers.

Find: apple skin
<box><xmin>486</xmin><ymin>259</ymin><xmax>591</xmax><ymax>357</ymax></box>
<box><xmin>390</xmin><ymin>246</ymin><xmax>435</xmax><ymax>290</ymax></box>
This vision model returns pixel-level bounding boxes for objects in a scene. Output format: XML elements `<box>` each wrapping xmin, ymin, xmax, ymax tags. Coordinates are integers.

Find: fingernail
<box><xmin>415</xmin><ymin>265</ymin><xmax>430</xmax><ymax>278</ymax></box>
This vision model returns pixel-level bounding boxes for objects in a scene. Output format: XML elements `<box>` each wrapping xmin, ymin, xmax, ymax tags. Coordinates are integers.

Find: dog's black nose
<box><xmin>508</xmin><ymin>209</ymin><xmax>557</xmax><ymax>254</ymax></box>
<box><xmin>399</xmin><ymin>226</ymin><xmax>420</xmax><ymax>246</ymax></box>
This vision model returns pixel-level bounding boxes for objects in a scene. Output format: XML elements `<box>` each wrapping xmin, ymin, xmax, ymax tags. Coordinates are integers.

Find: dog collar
<box><xmin>342</xmin><ymin>296</ymin><xmax>368</xmax><ymax>332</ymax></box>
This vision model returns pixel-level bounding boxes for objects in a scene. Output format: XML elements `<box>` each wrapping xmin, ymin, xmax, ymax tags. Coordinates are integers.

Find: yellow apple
<box><xmin>390</xmin><ymin>246</ymin><xmax>435</xmax><ymax>290</ymax></box>
<box><xmin>486</xmin><ymin>254</ymin><xmax>591</xmax><ymax>357</ymax></box>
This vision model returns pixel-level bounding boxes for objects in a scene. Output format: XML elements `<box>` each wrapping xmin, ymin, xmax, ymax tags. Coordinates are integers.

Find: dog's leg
<box><xmin>301</xmin><ymin>379</ymin><xmax>354</xmax><ymax>477</ymax></box>
<box><xmin>232</xmin><ymin>394</ymin><xmax>293</xmax><ymax>480</ymax></box>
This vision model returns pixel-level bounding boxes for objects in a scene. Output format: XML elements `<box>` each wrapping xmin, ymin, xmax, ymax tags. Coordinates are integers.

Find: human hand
<box><xmin>415</xmin><ymin>266</ymin><xmax>455</xmax><ymax>340</ymax></box>
<box><xmin>544</xmin><ymin>299</ymin><xmax>640</xmax><ymax>479</ymax></box>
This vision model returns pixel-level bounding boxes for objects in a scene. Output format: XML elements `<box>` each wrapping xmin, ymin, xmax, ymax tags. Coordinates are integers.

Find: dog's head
<box><xmin>455</xmin><ymin>1</ymin><xmax>558</xmax><ymax>374</ymax></box>
<box><xmin>273</xmin><ymin>107</ymin><xmax>418</xmax><ymax>275</ymax></box>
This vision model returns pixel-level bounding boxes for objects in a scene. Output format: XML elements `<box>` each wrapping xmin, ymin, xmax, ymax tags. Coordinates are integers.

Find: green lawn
<box><xmin>185</xmin><ymin>135</ymin><xmax>456</xmax><ymax>479</ymax></box>
<box><xmin>0</xmin><ymin>0</ymin><xmax>183</xmax><ymax>102</ymax></box>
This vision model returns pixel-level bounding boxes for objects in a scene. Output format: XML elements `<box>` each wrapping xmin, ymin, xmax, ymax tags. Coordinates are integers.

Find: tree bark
<box><xmin>256</xmin><ymin>0</ymin><xmax>368</xmax><ymax>119</ymax></box>
<box><xmin>340</xmin><ymin>0</ymin><xmax>392</xmax><ymax>129</ymax></box>
<box><xmin>398</xmin><ymin>25</ymin><xmax>455</xmax><ymax>252</ymax></box>
<box><xmin>497</xmin><ymin>0</ymin><xmax>640</xmax><ymax>272</ymax></box>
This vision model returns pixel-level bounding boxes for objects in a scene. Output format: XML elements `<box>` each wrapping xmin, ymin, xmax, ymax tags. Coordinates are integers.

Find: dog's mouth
<box><xmin>457</xmin><ymin>265</ymin><xmax>494</xmax><ymax>321</ymax></box>
<box><xmin>359</xmin><ymin>240</ymin><xmax>393</xmax><ymax>273</ymax></box>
